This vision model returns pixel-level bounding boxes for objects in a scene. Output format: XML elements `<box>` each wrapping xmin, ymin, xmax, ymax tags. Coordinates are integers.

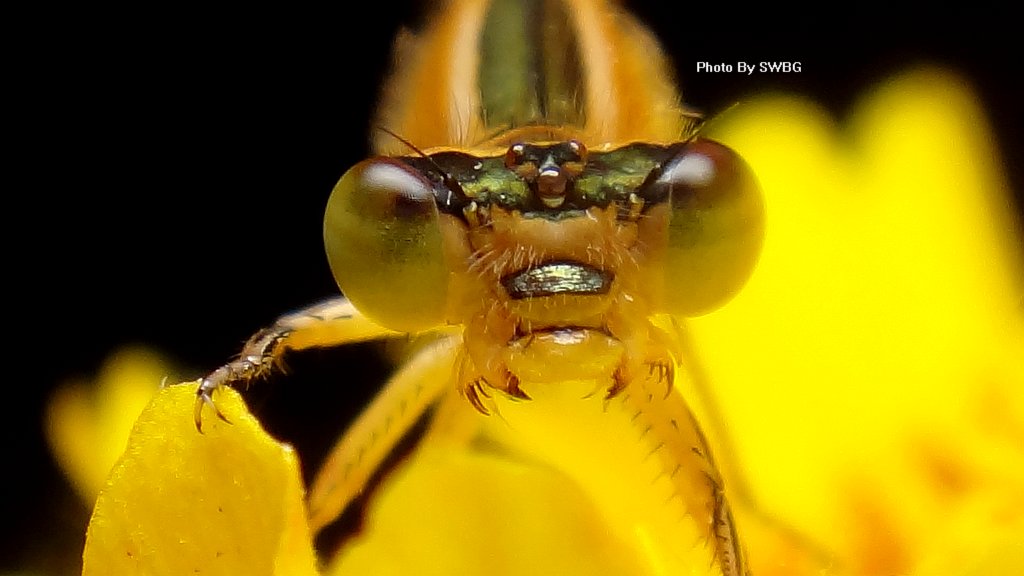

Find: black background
<box><xmin>8</xmin><ymin>1</ymin><xmax>1021</xmax><ymax>572</ymax></box>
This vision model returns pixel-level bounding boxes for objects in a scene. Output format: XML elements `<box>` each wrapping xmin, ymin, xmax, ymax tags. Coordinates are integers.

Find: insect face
<box><xmin>324</xmin><ymin>135</ymin><xmax>764</xmax><ymax>408</ymax></box>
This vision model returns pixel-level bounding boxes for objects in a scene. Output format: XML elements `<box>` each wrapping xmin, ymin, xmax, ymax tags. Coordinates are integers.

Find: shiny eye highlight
<box><xmin>641</xmin><ymin>139</ymin><xmax>765</xmax><ymax>316</ymax></box>
<box><xmin>323</xmin><ymin>158</ymin><xmax>448</xmax><ymax>332</ymax></box>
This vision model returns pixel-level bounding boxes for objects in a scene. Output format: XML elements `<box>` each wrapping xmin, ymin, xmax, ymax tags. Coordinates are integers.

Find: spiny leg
<box><xmin>712</xmin><ymin>488</ymin><xmax>747</xmax><ymax>576</ymax></box>
<box><xmin>616</xmin><ymin>371</ymin><xmax>747</xmax><ymax>576</ymax></box>
<box><xmin>307</xmin><ymin>336</ymin><xmax>459</xmax><ymax>533</ymax></box>
<box><xmin>194</xmin><ymin>297</ymin><xmax>397</xmax><ymax>431</ymax></box>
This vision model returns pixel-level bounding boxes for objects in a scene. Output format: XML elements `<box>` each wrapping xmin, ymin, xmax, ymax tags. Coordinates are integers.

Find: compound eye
<box><xmin>323</xmin><ymin>158</ymin><xmax>447</xmax><ymax>332</ymax></box>
<box><xmin>644</xmin><ymin>138</ymin><xmax>765</xmax><ymax>315</ymax></box>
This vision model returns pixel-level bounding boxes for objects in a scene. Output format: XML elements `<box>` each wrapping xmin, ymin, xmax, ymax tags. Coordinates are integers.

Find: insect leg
<box><xmin>306</xmin><ymin>336</ymin><xmax>459</xmax><ymax>533</ymax></box>
<box><xmin>194</xmin><ymin>297</ymin><xmax>397</xmax><ymax>431</ymax></box>
<box><xmin>619</xmin><ymin>374</ymin><xmax>747</xmax><ymax>576</ymax></box>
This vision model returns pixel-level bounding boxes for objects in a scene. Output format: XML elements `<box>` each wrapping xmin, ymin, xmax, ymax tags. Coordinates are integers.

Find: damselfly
<box><xmin>195</xmin><ymin>1</ymin><xmax>764</xmax><ymax>573</ymax></box>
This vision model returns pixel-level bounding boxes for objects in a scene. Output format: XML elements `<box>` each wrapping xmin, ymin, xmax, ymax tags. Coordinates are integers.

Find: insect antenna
<box><xmin>375</xmin><ymin>126</ymin><xmax>466</xmax><ymax>198</ymax></box>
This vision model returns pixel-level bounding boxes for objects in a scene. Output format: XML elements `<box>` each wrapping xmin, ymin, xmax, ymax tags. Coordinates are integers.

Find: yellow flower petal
<box><xmin>47</xmin><ymin>347</ymin><xmax>172</xmax><ymax>503</ymax></box>
<box><xmin>83</xmin><ymin>384</ymin><xmax>319</xmax><ymax>576</ymax></box>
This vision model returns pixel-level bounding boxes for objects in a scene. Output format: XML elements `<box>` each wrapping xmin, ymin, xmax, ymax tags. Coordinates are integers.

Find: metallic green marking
<box><xmin>502</xmin><ymin>262</ymin><xmax>613</xmax><ymax>299</ymax></box>
<box><xmin>398</xmin><ymin>142</ymin><xmax>681</xmax><ymax>216</ymax></box>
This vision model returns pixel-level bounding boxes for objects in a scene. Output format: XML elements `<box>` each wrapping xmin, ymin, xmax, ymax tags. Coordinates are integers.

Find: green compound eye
<box><xmin>324</xmin><ymin>158</ymin><xmax>448</xmax><ymax>332</ymax></box>
<box><xmin>644</xmin><ymin>139</ymin><xmax>766</xmax><ymax>316</ymax></box>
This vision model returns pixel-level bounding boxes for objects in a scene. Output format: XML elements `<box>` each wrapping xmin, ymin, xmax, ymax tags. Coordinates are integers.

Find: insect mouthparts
<box><xmin>501</xmin><ymin>261</ymin><xmax>613</xmax><ymax>300</ymax></box>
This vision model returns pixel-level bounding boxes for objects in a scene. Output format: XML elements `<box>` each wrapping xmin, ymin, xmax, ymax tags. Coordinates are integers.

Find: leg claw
<box><xmin>464</xmin><ymin>380</ymin><xmax>491</xmax><ymax>415</ymax></box>
<box><xmin>194</xmin><ymin>378</ymin><xmax>232</xmax><ymax>433</ymax></box>
<box><xmin>505</xmin><ymin>374</ymin><xmax>531</xmax><ymax>401</ymax></box>
<box><xmin>647</xmin><ymin>360</ymin><xmax>675</xmax><ymax>398</ymax></box>
<box><xmin>605</xmin><ymin>370</ymin><xmax>629</xmax><ymax>400</ymax></box>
